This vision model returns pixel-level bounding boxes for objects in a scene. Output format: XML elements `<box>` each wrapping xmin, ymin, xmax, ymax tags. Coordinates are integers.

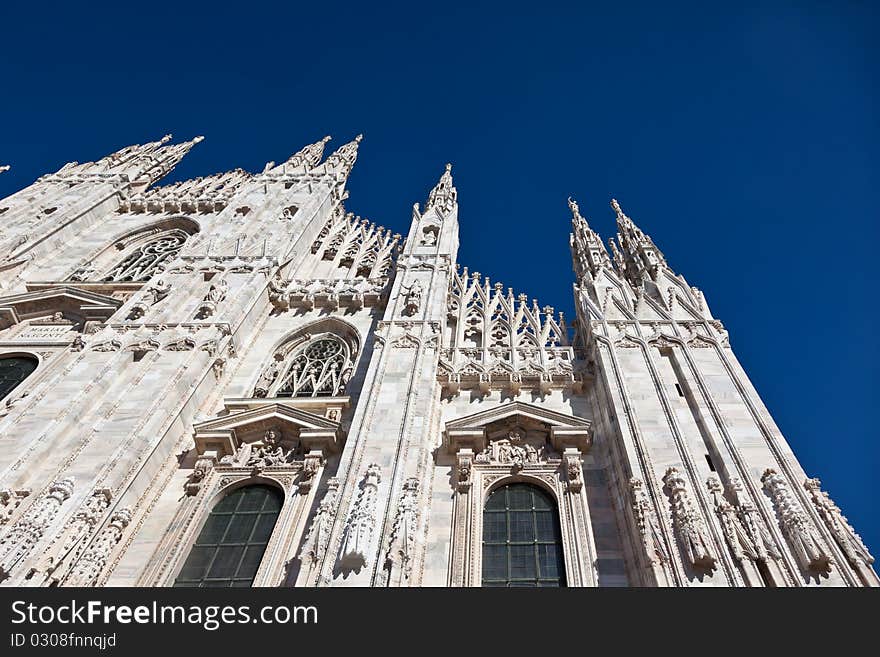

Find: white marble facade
<box><xmin>0</xmin><ymin>138</ymin><xmax>874</xmax><ymax>587</ymax></box>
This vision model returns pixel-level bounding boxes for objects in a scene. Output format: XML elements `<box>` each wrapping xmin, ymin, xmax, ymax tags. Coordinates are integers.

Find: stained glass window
<box><xmin>482</xmin><ymin>483</ymin><xmax>566</xmax><ymax>587</ymax></box>
<box><xmin>174</xmin><ymin>485</ymin><xmax>282</xmax><ymax>587</ymax></box>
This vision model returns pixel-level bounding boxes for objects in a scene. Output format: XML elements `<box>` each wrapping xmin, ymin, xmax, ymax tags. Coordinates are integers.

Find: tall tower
<box><xmin>570</xmin><ymin>197</ymin><xmax>877</xmax><ymax>587</ymax></box>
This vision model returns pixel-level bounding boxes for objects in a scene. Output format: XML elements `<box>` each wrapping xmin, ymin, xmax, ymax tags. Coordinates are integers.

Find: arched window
<box><xmin>174</xmin><ymin>485</ymin><xmax>282</xmax><ymax>587</ymax></box>
<box><xmin>0</xmin><ymin>356</ymin><xmax>38</xmax><ymax>401</ymax></box>
<box><xmin>482</xmin><ymin>483</ymin><xmax>566</xmax><ymax>587</ymax></box>
<box><xmin>276</xmin><ymin>335</ymin><xmax>351</xmax><ymax>398</ymax></box>
<box><xmin>103</xmin><ymin>229</ymin><xmax>190</xmax><ymax>282</ymax></box>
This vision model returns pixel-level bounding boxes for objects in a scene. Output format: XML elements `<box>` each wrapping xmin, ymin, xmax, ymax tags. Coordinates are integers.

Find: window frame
<box><xmin>0</xmin><ymin>354</ymin><xmax>39</xmax><ymax>402</ymax></box>
<box><xmin>481</xmin><ymin>482</ymin><xmax>567</xmax><ymax>587</ymax></box>
<box><xmin>173</xmin><ymin>484</ymin><xmax>283</xmax><ymax>588</ymax></box>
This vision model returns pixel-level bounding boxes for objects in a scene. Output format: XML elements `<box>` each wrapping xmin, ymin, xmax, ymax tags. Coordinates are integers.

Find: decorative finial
<box><xmin>0</xmin><ymin>165</ymin><xmax>9</xmax><ymax>174</ymax></box>
<box><xmin>193</xmin><ymin>135</ymin><xmax>205</xmax><ymax>143</ymax></box>
<box><xmin>354</xmin><ymin>134</ymin><xmax>364</xmax><ymax>143</ymax></box>
<box><xmin>322</xmin><ymin>135</ymin><xmax>332</xmax><ymax>143</ymax></box>
<box><xmin>568</xmin><ymin>196</ymin><xmax>582</xmax><ymax>220</ymax></box>
<box><xmin>445</xmin><ymin>163</ymin><xmax>452</xmax><ymax>172</ymax></box>
<box><xmin>160</xmin><ymin>134</ymin><xmax>173</xmax><ymax>144</ymax></box>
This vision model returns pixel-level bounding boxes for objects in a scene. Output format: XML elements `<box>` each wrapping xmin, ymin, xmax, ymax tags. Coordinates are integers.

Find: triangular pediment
<box><xmin>444</xmin><ymin>401</ymin><xmax>592</xmax><ymax>454</ymax></box>
<box><xmin>195</xmin><ymin>403</ymin><xmax>339</xmax><ymax>434</ymax></box>
<box><xmin>0</xmin><ymin>286</ymin><xmax>122</xmax><ymax>330</ymax></box>
<box><xmin>193</xmin><ymin>403</ymin><xmax>342</xmax><ymax>458</ymax></box>
<box><xmin>445</xmin><ymin>401</ymin><xmax>591</xmax><ymax>431</ymax></box>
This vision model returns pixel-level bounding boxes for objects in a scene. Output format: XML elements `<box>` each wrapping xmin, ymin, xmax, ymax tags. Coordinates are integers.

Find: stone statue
<box><xmin>404</xmin><ymin>280</ymin><xmax>423</xmax><ymax>315</ymax></box>
<box><xmin>147</xmin><ymin>279</ymin><xmax>172</xmax><ymax>304</ymax></box>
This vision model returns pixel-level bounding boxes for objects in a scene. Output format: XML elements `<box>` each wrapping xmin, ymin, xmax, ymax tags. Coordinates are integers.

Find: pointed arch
<box><xmin>252</xmin><ymin>318</ymin><xmax>361</xmax><ymax>399</ymax></box>
<box><xmin>68</xmin><ymin>216</ymin><xmax>200</xmax><ymax>283</ymax></box>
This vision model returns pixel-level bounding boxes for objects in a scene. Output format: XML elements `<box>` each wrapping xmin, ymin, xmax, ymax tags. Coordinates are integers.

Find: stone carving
<box><xmin>195</xmin><ymin>279</ymin><xmax>228</xmax><ymax>319</ymax></box>
<box><xmin>762</xmin><ymin>469</ymin><xmax>832</xmax><ymax>573</ymax></box>
<box><xmin>477</xmin><ymin>430</ymin><xmax>544</xmax><ymax>470</ymax></box>
<box><xmin>186</xmin><ymin>454</ymin><xmax>217</xmax><ymax>496</ymax></box>
<box><xmin>456</xmin><ymin>452</ymin><xmax>473</xmax><ymax>492</ymax></box>
<box><xmin>29</xmin><ymin>488</ymin><xmax>111</xmax><ymax>585</ymax></box>
<box><xmin>564</xmin><ymin>451</ymin><xmax>583</xmax><ymax>492</ymax></box>
<box><xmin>267</xmin><ymin>271</ymin><xmax>290</xmax><ymax>311</ymax></box>
<box><xmin>69</xmin><ymin>265</ymin><xmax>99</xmax><ymax>282</ymax></box>
<box><xmin>403</xmin><ymin>280</ymin><xmax>423</xmax><ymax>316</ymax></box>
<box><xmin>146</xmin><ymin>279</ymin><xmax>172</xmax><ymax>304</ymax></box>
<box><xmin>298</xmin><ymin>451</ymin><xmax>324</xmax><ymax>492</ymax></box>
<box><xmin>339</xmin><ymin>463</ymin><xmax>381</xmax><ymax>569</ymax></box>
<box><xmin>630</xmin><ymin>478</ymin><xmax>670</xmax><ymax>565</ymax></box>
<box><xmin>0</xmin><ymin>477</ymin><xmax>75</xmax><ymax>577</ymax></box>
<box><xmin>707</xmin><ymin>475</ymin><xmax>779</xmax><ymax>564</ymax></box>
<box><xmin>385</xmin><ymin>478</ymin><xmax>419</xmax><ymax>578</ymax></box>
<box><xmin>0</xmin><ymin>488</ymin><xmax>31</xmax><ymax>526</ymax></box>
<box><xmin>424</xmin><ymin>163</ymin><xmax>456</xmax><ymax>214</ymax></box>
<box><xmin>246</xmin><ymin>429</ymin><xmax>292</xmax><ymax>470</ymax></box>
<box><xmin>804</xmin><ymin>477</ymin><xmax>873</xmax><ymax>569</ymax></box>
<box><xmin>663</xmin><ymin>468</ymin><xmax>715</xmax><ymax>568</ymax></box>
<box><xmin>298</xmin><ymin>478</ymin><xmax>340</xmax><ymax>567</ymax></box>
<box><xmin>64</xmin><ymin>507</ymin><xmax>132</xmax><ymax>587</ymax></box>
<box><xmin>253</xmin><ymin>356</ymin><xmax>284</xmax><ymax>398</ymax></box>
<box><xmin>419</xmin><ymin>227</ymin><xmax>437</xmax><ymax>246</ymax></box>
<box><xmin>32</xmin><ymin>311</ymin><xmax>72</xmax><ymax>325</ymax></box>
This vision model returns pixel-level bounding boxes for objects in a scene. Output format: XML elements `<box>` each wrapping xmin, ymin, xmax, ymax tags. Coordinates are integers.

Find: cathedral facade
<box><xmin>0</xmin><ymin>135</ymin><xmax>874</xmax><ymax>588</ymax></box>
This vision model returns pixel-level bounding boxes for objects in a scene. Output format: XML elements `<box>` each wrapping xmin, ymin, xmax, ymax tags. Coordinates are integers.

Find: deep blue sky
<box><xmin>2</xmin><ymin>2</ymin><xmax>877</xmax><ymax>557</ymax></box>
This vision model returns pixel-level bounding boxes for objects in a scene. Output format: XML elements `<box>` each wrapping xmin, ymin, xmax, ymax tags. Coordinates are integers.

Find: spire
<box><xmin>610</xmin><ymin>198</ymin><xmax>667</xmax><ymax>283</ymax></box>
<box><xmin>322</xmin><ymin>134</ymin><xmax>363</xmax><ymax>175</ymax></box>
<box><xmin>132</xmin><ymin>135</ymin><xmax>205</xmax><ymax>185</ymax></box>
<box><xmin>285</xmin><ymin>135</ymin><xmax>332</xmax><ymax>169</ymax></box>
<box><xmin>568</xmin><ymin>196</ymin><xmax>611</xmax><ymax>280</ymax></box>
<box><xmin>424</xmin><ymin>163</ymin><xmax>457</xmax><ymax>215</ymax></box>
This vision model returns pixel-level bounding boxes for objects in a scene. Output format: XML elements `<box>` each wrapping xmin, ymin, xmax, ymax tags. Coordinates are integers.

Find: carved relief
<box><xmin>64</xmin><ymin>507</ymin><xmax>132</xmax><ymax>587</ymax></box>
<box><xmin>762</xmin><ymin>469</ymin><xmax>832</xmax><ymax>573</ymax></box>
<box><xmin>185</xmin><ymin>453</ymin><xmax>217</xmax><ymax>496</ymax></box>
<box><xmin>662</xmin><ymin>468</ymin><xmax>715</xmax><ymax>568</ymax></box>
<box><xmin>0</xmin><ymin>477</ymin><xmax>75</xmax><ymax>577</ymax></box>
<box><xmin>195</xmin><ymin>279</ymin><xmax>228</xmax><ymax>319</ymax></box>
<box><xmin>707</xmin><ymin>475</ymin><xmax>780</xmax><ymax>564</ymax></box>
<box><xmin>0</xmin><ymin>488</ymin><xmax>31</xmax><ymax>526</ymax></box>
<box><xmin>267</xmin><ymin>271</ymin><xmax>290</xmax><ymax>311</ymax></box>
<box><xmin>385</xmin><ymin>478</ymin><xmax>419</xmax><ymax>579</ymax></box>
<box><xmin>298</xmin><ymin>451</ymin><xmax>324</xmax><ymax>492</ymax></box>
<box><xmin>455</xmin><ymin>451</ymin><xmax>473</xmax><ymax>492</ymax></box>
<box><xmin>629</xmin><ymin>478</ymin><xmax>670</xmax><ymax>565</ymax></box>
<box><xmin>803</xmin><ymin>477</ymin><xmax>873</xmax><ymax>569</ymax></box>
<box><xmin>403</xmin><ymin>280</ymin><xmax>423</xmax><ymax>316</ymax></box>
<box><xmin>28</xmin><ymin>488</ymin><xmax>111</xmax><ymax>585</ymax></box>
<box><xmin>339</xmin><ymin>463</ymin><xmax>381</xmax><ymax>569</ymax></box>
<box><xmin>564</xmin><ymin>451</ymin><xmax>583</xmax><ymax>492</ymax></box>
<box><xmin>474</xmin><ymin>429</ymin><xmax>552</xmax><ymax>470</ymax></box>
<box><xmin>245</xmin><ymin>429</ymin><xmax>296</xmax><ymax>471</ymax></box>
<box><xmin>253</xmin><ymin>356</ymin><xmax>284</xmax><ymax>398</ymax></box>
<box><xmin>298</xmin><ymin>478</ymin><xmax>340</xmax><ymax>567</ymax></box>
